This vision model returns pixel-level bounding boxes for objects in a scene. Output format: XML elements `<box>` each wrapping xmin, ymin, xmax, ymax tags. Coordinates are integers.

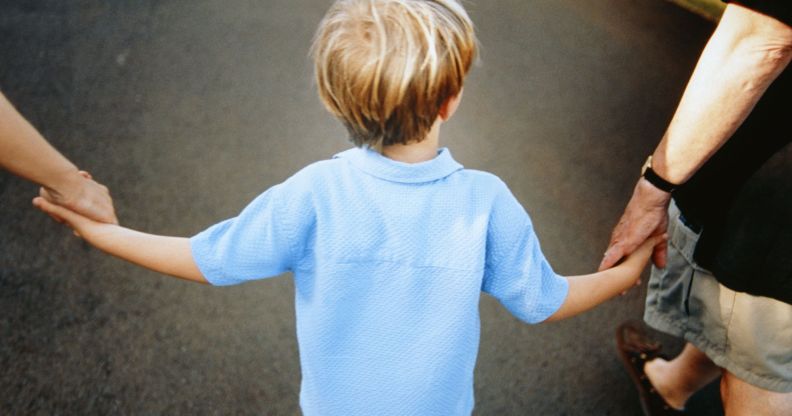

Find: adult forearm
<box><xmin>86</xmin><ymin>225</ymin><xmax>208</xmax><ymax>284</ymax></box>
<box><xmin>652</xmin><ymin>4</ymin><xmax>792</xmax><ymax>184</ymax></box>
<box><xmin>0</xmin><ymin>91</ymin><xmax>81</xmax><ymax>190</ymax></box>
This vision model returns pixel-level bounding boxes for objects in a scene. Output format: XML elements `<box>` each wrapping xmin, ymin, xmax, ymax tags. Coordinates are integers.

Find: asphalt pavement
<box><xmin>1</xmin><ymin>1</ymin><xmax>722</xmax><ymax>414</ymax></box>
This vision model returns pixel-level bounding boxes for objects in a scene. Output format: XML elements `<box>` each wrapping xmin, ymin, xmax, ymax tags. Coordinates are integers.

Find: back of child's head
<box><xmin>312</xmin><ymin>0</ymin><xmax>477</xmax><ymax>147</ymax></box>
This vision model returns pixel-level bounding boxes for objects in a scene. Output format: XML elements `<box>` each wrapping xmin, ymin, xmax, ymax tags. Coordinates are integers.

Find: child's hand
<box><xmin>616</xmin><ymin>234</ymin><xmax>667</xmax><ymax>293</ymax></box>
<box><xmin>33</xmin><ymin>195</ymin><xmax>108</xmax><ymax>241</ymax></box>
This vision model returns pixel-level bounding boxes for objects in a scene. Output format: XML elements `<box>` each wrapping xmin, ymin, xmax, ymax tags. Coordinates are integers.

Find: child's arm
<box><xmin>33</xmin><ymin>196</ymin><xmax>207</xmax><ymax>284</ymax></box>
<box><xmin>543</xmin><ymin>236</ymin><xmax>661</xmax><ymax>322</ymax></box>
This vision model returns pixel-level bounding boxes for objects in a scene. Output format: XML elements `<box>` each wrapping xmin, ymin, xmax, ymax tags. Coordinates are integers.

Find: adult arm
<box><xmin>0</xmin><ymin>91</ymin><xmax>117</xmax><ymax>223</ymax></box>
<box><xmin>599</xmin><ymin>3</ymin><xmax>792</xmax><ymax>271</ymax></box>
<box><xmin>32</xmin><ymin>196</ymin><xmax>207</xmax><ymax>284</ymax></box>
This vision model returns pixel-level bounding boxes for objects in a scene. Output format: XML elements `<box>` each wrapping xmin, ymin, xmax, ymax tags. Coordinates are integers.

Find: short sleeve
<box><xmin>190</xmin><ymin>180</ymin><xmax>313</xmax><ymax>286</ymax></box>
<box><xmin>481</xmin><ymin>183</ymin><xmax>569</xmax><ymax>323</ymax></box>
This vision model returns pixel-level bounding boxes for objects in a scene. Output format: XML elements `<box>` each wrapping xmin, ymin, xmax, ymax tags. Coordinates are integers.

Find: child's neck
<box><xmin>382</xmin><ymin>121</ymin><xmax>440</xmax><ymax>163</ymax></box>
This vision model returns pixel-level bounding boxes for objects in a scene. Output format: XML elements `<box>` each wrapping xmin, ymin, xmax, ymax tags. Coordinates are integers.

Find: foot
<box><xmin>644</xmin><ymin>358</ymin><xmax>687</xmax><ymax>411</ymax></box>
<box><xmin>616</xmin><ymin>321</ymin><xmax>686</xmax><ymax>415</ymax></box>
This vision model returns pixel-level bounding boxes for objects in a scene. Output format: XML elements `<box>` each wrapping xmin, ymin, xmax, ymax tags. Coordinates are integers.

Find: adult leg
<box><xmin>644</xmin><ymin>342</ymin><xmax>721</xmax><ymax>410</ymax></box>
<box><xmin>721</xmin><ymin>371</ymin><xmax>792</xmax><ymax>416</ymax></box>
<box><xmin>639</xmin><ymin>202</ymin><xmax>792</xmax><ymax>413</ymax></box>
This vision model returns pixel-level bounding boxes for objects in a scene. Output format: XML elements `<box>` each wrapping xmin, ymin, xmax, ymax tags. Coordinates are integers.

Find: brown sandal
<box><xmin>616</xmin><ymin>320</ymin><xmax>686</xmax><ymax>416</ymax></box>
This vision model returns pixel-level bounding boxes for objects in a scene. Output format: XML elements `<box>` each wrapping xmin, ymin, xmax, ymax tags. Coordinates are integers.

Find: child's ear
<box><xmin>438</xmin><ymin>88</ymin><xmax>464</xmax><ymax>121</ymax></box>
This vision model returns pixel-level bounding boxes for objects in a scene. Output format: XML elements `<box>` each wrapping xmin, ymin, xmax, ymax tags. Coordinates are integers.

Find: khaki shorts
<box><xmin>644</xmin><ymin>201</ymin><xmax>792</xmax><ymax>393</ymax></box>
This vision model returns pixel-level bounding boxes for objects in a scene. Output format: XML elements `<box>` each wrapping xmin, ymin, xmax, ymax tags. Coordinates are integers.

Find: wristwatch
<box><xmin>641</xmin><ymin>155</ymin><xmax>678</xmax><ymax>193</ymax></box>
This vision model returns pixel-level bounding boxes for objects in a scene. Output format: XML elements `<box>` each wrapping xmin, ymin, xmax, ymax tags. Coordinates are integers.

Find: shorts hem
<box><xmin>644</xmin><ymin>309</ymin><xmax>792</xmax><ymax>393</ymax></box>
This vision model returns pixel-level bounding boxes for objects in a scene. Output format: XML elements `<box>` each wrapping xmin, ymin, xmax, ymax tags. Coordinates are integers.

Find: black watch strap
<box><xmin>643</xmin><ymin>167</ymin><xmax>678</xmax><ymax>193</ymax></box>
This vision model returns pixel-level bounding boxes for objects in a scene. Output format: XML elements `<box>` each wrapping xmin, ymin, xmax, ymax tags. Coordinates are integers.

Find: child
<box><xmin>34</xmin><ymin>0</ymin><xmax>659</xmax><ymax>414</ymax></box>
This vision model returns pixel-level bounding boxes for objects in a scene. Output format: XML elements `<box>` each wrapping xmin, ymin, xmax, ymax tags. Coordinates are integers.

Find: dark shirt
<box><xmin>723</xmin><ymin>0</ymin><xmax>792</xmax><ymax>25</ymax></box>
<box><xmin>673</xmin><ymin>0</ymin><xmax>792</xmax><ymax>304</ymax></box>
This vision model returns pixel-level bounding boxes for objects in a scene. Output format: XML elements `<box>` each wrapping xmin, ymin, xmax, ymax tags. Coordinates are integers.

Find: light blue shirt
<box><xmin>190</xmin><ymin>147</ymin><xmax>569</xmax><ymax>415</ymax></box>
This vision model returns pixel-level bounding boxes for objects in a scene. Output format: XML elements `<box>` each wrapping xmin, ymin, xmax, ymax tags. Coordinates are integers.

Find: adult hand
<box><xmin>39</xmin><ymin>170</ymin><xmax>118</xmax><ymax>224</ymax></box>
<box><xmin>599</xmin><ymin>178</ymin><xmax>671</xmax><ymax>271</ymax></box>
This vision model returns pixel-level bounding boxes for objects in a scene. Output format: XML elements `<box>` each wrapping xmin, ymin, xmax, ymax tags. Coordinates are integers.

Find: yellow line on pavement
<box><xmin>666</xmin><ymin>0</ymin><xmax>725</xmax><ymax>21</ymax></box>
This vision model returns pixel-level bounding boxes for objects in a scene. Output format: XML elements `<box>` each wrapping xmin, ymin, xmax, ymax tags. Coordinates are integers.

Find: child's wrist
<box><xmin>611</xmin><ymin>262</ymin><xmax>640</xmax><ymax>288</ymax></box>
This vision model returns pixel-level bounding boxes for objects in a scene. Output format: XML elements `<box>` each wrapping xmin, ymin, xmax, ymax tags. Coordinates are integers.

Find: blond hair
<box><xmin>312</xmin><ymin>0</ymin><xmax>477</xmax><ymax>147</ymax></box>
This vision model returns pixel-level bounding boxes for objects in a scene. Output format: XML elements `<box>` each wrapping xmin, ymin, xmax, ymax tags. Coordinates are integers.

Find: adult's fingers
<box><xmin>70</xmin><ymin>179</ymin><xmax>119</xmax><ymax>225</ymax></box>
<box><xmin>39</xmin><ymin>186</ymin><xmax>56</xmax><ymax>202</ymax></box>
<box><xmin>652</xmin><ymin>239</ymin><xmax>668</xmax><ymax>269</ymax></box>
<box><xmin>75</xmin><ymin>199</ymin><xmax>118</xmax><ymax>225</ymax></box>
<box><xmin>600</xmin><ymin>242</ymin><xmax>628</xmax><ymax>271</ymax></box>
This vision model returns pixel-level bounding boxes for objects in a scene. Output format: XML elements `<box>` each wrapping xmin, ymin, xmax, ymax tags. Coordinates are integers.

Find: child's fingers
<box><xmin>33</xmin><ymin>196</ymin><xmax>85</xmax><ymax>228</ymax></box>
<box><xmin>46</xmin><ymin>211</ymin><xmax>64</xmax><ymax>224</ymax></box>
<box><xmin>35</xmin><ymin>189</ymin><xmax>64</xmax><ymax>223</ymax></box>
<box><xmin>37</xmin><ymin>188</ymin><xmax>64</xmax><ymax>222</ymax></box>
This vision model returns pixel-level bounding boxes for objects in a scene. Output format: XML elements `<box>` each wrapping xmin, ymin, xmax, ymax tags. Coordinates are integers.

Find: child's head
<box><xmin>312</xmin><ymin>0</ymin><xmax>477</xmax><ymax>147</ymax></box>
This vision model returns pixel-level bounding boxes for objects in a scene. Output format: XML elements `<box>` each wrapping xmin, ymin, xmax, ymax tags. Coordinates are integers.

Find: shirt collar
<box><xmin>334</xmin><ymin>146</ymin><xmax>463</xmax><ymax>183</ymax></box>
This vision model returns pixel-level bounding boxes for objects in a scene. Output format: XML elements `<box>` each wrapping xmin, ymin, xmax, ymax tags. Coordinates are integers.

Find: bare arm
<box><xmin>33</xmin><ymin>197</ymin><xmax>206</xmax><ymax>284</ymax></box>
<box><xmin>600</xmin><ymin>3</ymin><xmax>792</xmax><ymax>271</ymax></box>
<box><xmin>653</xmin><ymin>3</ymin><xmax>792</xmax><ymax>183</ymax></box>
<box><xmin>0</xmin><ymin>91</ymin><xmax>117</xmax><ymax>223</ymax></box>
<box><xmin>546</xmin><ymin>236</ymin><xmax>657</xmax><ymax>322</ymax></box>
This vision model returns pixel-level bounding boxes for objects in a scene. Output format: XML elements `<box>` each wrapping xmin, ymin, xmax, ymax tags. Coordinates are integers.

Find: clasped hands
<box><xmin>35</xmin><ymin>169</ymin><xmax>117</xmax><ymax>227</ymax></box>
